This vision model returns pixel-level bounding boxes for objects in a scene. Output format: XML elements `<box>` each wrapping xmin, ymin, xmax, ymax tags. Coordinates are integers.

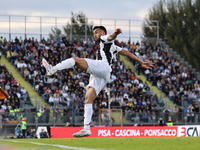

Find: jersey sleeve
<box><xmin>115</xmin><ymin>45</ymin><xmax>123</xmax><ymax>53</ymax></box>
<box><xmin>100</xmin><ymin>35</ymin><xmax>112</xmax><ymax>43</ymax></box>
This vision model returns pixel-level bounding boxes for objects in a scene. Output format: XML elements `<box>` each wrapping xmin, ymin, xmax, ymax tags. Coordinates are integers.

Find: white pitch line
<box><xmin>1</xmin><ymin>139</ymin><xmax>105</xmax><ymax>150</ymax></box>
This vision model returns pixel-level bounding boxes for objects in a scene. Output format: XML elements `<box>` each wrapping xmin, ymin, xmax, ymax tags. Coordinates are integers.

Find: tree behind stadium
<box><xmin>63</xmin><ymin>11</ymin><xmax>93</xmax><ymax>40</ymax></box>
<box><xmin>49</xmin><ymin>11</ymin><xmax>93</xmax><ymax>41</ymax></box>
<box><xmin>143</xmin><ymin>0</ymin><xmax>200</xmax><ymax>72</ymax></box>
<box><xmin>49</xmin><ymin>27</ymin><xmax>62</xmax><ymax>41</ymax></box>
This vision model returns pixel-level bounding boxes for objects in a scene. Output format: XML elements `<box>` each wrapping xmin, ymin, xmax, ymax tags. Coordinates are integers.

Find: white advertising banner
<box><xmin>177</xmin><ymin>125</ymin><xmax>200</xmax><ymax>137</ymax></box>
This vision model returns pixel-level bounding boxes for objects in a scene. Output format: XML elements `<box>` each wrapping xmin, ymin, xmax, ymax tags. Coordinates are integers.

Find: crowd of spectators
<box><xmin>0</xmin><ymin>63</ymin><xmax>31</xmax><ymax>122</ymax></box>
<box><xmin>123</xmin><ymin>40</ymin><xmax>200</xmax><ymax>123</ymax></box>
<box><xmin>128</xmin><ymin>40</ymin><xmax>200</xmax><ymax>107</ymax></box>
<box><xmin>1</xmin><ymin>35</ymin><xmax>200</xmax><ymax>124</ymax></box>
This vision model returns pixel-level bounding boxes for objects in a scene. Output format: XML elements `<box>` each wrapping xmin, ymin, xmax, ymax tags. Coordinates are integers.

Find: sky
<box><xmin>0</xmin><ymin>0</ymin><xmax>160</xmax><ymax>42</ymax></box>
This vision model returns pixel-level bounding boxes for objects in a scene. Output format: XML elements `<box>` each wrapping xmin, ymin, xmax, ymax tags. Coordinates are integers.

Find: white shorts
<box><xmin>85</xmin><ymin>59</ymin><xmax>111</xmax><ymax>95</ymax></box>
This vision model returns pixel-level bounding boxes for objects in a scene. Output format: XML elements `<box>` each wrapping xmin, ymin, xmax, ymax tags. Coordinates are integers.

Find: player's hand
<box><xmin>114</xmin><ymin>28</ymin><xmax>122</xmax><ymax>35</ymax></box>
<box><xmin>141</xmin><ymin>61</ymin><xmax>154</xmax><ymax>70</ymax></box>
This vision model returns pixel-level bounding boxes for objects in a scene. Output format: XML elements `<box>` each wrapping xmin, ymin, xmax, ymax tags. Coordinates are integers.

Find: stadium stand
<box><xmin>0</xmin><ymin>64</ymin><xmax>33</xmax><ymax>123</ymax></box>
<box><xmin>0</xmin><ymin>35</ymin><xmax>199</xmax><ymax>124</ymax></box>
<box><xmin>128</xmin><ymin>40</ymin><xmax>200</xmax><ymax>108</ymax></box>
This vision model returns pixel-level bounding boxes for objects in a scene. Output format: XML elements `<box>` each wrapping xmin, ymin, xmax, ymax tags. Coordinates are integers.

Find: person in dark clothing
<box><xmin>178</xmin><ymin>106</ymin><xmax>183</xmax><ymax>121</ymax></box>
<box><xmin>130</xmin><ymin>110</ymin><xmax>137</xmax><ymax>122</ymax></box>
<box><xmin>39</xmin><ymin>129</ymin><xmax>49</xmax><ymax>138</ymax></box>
<box><xmin>62</xmin><ymin>34</ymin><xmax>66</xmax><ymax>43</ymax></box>
<box><xmin>44</xmin><ymin>106</ymin><xmax>50</xmax><ymax>123</ymax></box>
<box><xmin>158</xmin><ymin>118</ymin><xmax>166</xmax><ymax>126</ymax></box>
<box><xmin>193</xmin><ymin>105</ymin><xmax>199</xmax><ymax>122</ymax></box>
<box><xmin>193</xmin><ymin>104</ymin><xmax>199</xmax><ymax>113</ymax></box>
<box><xmin>63</xmin><ymin>106</ymin><xmax>70</xmax><ymax>123</ymax></box>
<box><xmin>27</xmin><ymin>127</ymin><xmax>35</xmax><ymax>138</ymax></box>
<box><xmin>54</xmin><ymin>106</ymin><xmax>61</xmax><ymax>122</ymax></box>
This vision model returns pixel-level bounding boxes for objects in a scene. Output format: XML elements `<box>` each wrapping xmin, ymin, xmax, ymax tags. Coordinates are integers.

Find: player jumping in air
<box><xmin>42</xmin><ymin>26</ymin><xmax>154</xmax><ymax>137</ymax></box>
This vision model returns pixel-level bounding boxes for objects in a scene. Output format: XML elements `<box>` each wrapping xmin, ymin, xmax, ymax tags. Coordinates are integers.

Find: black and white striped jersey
<box><xmin>96</xmin><ymin>35</ymin><xmax>122</xmax><ymax>66</ymax></box>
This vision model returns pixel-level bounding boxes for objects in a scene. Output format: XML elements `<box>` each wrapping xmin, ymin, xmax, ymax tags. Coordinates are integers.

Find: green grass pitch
<box><xmin>0</xmin><ymin>137</ymin><xmax>199</xmax><ymax>150</ymax></box>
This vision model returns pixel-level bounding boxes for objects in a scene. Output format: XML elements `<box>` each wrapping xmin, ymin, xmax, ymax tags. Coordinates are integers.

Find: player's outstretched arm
<box><xmin>118</xmin><ymin>49</ymin><xmax>154</xmax><ymax>69</ymax></box>
<box><xmin>107</xmin><ymin>28</ymin><xmax>122</xmax><ymax>41</ymax></box>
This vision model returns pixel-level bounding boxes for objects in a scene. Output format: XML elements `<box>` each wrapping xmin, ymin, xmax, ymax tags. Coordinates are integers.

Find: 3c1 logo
<box><xmin>180</xmin><ymin>127</ymin><xmax>200</xmax><ymax>137</ymax></box>
<box><xmin>187</xmin><ymin>127</ymin><xmax>199</xmax><ymax>137</ymax></box>
<box><xmin>180</xmin><ymin>127</ymin><xmax>186</xmax><ymax>137</ymax></box>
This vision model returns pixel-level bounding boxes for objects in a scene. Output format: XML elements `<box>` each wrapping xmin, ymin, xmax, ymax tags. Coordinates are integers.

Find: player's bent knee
<box><xmin>72</xmin><ymin>57</ymin><xmax>81</xmax><ymax>66</ymax></box>
<box><xmin>84</xmin><ymin>95</ymin><xmax>93</xmax><ymax>104</ymax></box>
<box><xmin>72</xmin><ymin>57</ymin><xmax>78</xmax><ymax>62</ymax></box>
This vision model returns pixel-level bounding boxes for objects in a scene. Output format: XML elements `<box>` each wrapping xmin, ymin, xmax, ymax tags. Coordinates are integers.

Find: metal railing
<box><xmin>0</xmin><ymin>14</ymin><xmax>159</xmax><ymax>42</ymax></box>
<box><xmin>1</xmin><ymin>111</ymin><xmax>200</xmax><ymax>138</ymax></box>
<box><xmin>1</xmin><ymin>111</ymin><xmax>200</xmax><ymax>126</ymax></box>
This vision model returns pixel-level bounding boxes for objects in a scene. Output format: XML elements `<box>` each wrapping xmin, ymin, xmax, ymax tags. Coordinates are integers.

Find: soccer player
<box><xmin>42</xmin><ymin>26</ymin><xmax>154</xmax><ymax>137</ymax></box>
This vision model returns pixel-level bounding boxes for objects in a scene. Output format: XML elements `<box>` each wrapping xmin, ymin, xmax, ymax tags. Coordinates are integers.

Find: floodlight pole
<box><xmin>148</xmin><ymin>20</ymin><xmax>159</xmax><ymax>41</ymax></box>
<box><xmin>157</xmin><ymin>21</ymin><xmax>159</xmax><ymax>40</ymax></box>
<box><xmin>40</xmin><ymin>17</ymin><xmax>42</xmax><ymax>41</ymax></box>
<box><xmin>9</xmin><ymin>15</ymin><xmax>11</xmax><ymax>41</ymax></box>
<box><xmin>129</xmin><ymin>20</ymin><xmax>131</xmax><ymax>42</ymax></box>
<box><xmin>25</xmin><ymin>16</ymin><xmax>26</xmax><ymax>39</ymax></box>
<box><xmin>70</xmin><ymin>23</ymin><xmax>72</xmax><ymax>41</ymax></box>
<box><xmin>85</xmin><ymin>22</ymin><xmax>87</xmax><ymax>40</ymax></box>
<box><xmin>55</xmin><ymin>17</ymin><xmax>57</xmax><ymax>41</ymax></box>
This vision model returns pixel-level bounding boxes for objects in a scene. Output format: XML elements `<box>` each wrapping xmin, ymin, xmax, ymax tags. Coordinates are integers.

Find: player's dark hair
<box><xmin>93</xmin><ymin>26</ymin><xmax>107</xmax><ymax>34</ymax></box>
